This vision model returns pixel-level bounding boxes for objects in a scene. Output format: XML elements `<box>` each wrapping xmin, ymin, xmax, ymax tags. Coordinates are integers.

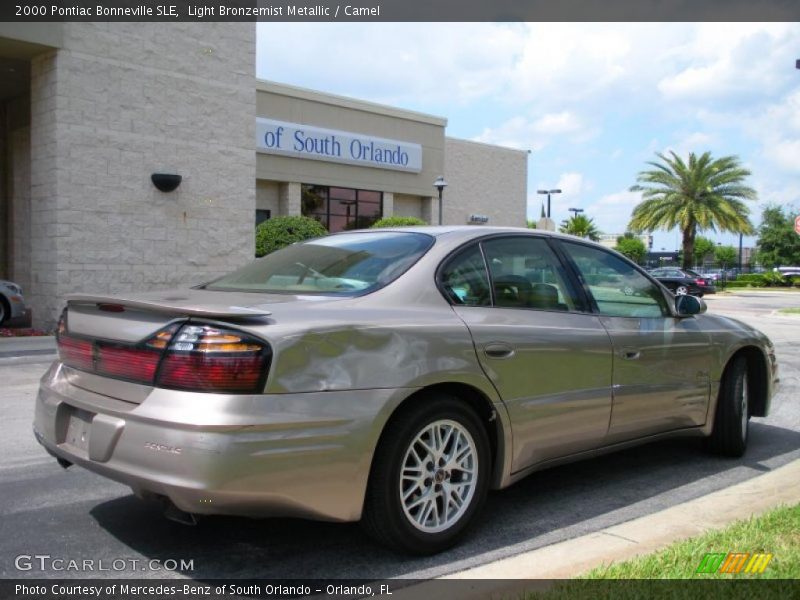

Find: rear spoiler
<box><xmin>65</xmin><ymin>294</ymin><xmax>272</xmax><ymax>318</ymax></box>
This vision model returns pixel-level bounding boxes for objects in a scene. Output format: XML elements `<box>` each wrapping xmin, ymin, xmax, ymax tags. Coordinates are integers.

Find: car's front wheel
<box><xmin>706</xmin><ymin>355</ymin><xmax>749</xmax><ymax>457</ymax></box>
<box><xmin>362</xmin><ymin>395</ymin><xmax>490</xmax><ymax>554</ymax></box>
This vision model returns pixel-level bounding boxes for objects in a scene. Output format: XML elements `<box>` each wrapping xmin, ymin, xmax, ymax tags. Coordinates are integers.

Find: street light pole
<box><xmin>433</xmin><ymin>176</ymin><xmax>448</xmax><ymax>226</ymax></box>
<box><xmin>738</xmin><ymin>232</ymin><xmax>743</xmax><ymax>273</ymax></box>
<box><xmin>537</xmin><ymin>188</ymin><xmax>562</xmax><ymax>218</ymax></box>
<box><xmin>568</xmin><ymin>207</ymin><xmax>584</xmax><ymax>218</ymax></box>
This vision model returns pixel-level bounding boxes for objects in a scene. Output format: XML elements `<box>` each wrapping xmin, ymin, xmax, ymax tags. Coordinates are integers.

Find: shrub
<box><xmin>738</xmin><ymin>274</ymin><xmax>765</xmax><ymax>284</ymax></box>
<box><xmin>255</xmin><ymin>215</ymin><xmax>327</xmax><ymax>257</ymax></box>
<box><xmin>762</xmin><ymin>271</ymin><xmax>788</xmax><ymax>287</ymax></box>
<box><xmin>370</xmin><ymin>216</ymin><xmax>427</xmax><ymax>228</ymax></box>
<box><xmin>726</xmin><ymin>279</ymin><xmax>765</xmax><ymax>288</ymax></box>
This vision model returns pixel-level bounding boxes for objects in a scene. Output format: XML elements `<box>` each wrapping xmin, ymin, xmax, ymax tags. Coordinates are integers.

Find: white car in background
<box><xmin>0</xmin><ymin>280</ymin><xmax>26</xmax><ymax>325</ymax></box>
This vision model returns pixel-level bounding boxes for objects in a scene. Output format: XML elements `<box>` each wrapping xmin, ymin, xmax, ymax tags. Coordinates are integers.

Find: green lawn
<box><xmin>583</xmin><ymin>503</ymin><xmax>799</xmax><ymax>579</ymax></box>
<box><xmin>778</xmin><ymin>308</ymin><xmax>800</xmax><ymax>315</ymax></box>
<box><xmin>526</xmin><ymin>504</ymin><xmax>800</xmax><ymax>600</ymax></box>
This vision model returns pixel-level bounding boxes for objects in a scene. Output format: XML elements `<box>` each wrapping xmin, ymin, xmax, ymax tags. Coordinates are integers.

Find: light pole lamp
<box><xmin>537</xmin><ymin>188</ymin><xmax>562</xmax><ymax>218</ymax></box>
<box><xmin>568</xmin><ymin>207</ymin><xmax>584</xmax><ymax>218</ymax></box>
<box><xmin>434</xmin><ymin>176</ymin><xmax>448</xmax><ymax>225</ymax></box>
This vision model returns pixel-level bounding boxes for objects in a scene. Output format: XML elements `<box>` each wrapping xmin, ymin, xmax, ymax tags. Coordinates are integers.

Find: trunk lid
<box><xmin>59</xmin><ymin>289</ymin><xmax>312</xmax><ymax>403</ymax></box>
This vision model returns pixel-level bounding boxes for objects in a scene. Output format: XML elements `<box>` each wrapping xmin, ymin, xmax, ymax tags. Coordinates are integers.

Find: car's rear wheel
<box><xmin>675</xmin><ymin>285</ymin><xmax>689</xmax><ymax>296</ymax></box>
<box><xmin>706</xmin><ymin>355</ymin><xmax>749</xmax><ymax>457</ymax></box>
<box><xmin>362</xmin><ymin>395</ymin><xmax>490</xmax><ymax>554</ymax></box>
<box><xmin>0</xmin><ymin>298</ymin><xmax>7</xmax><ymax>325</ymax></box>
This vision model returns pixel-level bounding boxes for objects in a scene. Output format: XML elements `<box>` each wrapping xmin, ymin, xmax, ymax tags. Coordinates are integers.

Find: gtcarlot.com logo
<box><xmin>696</xmin><ymin>552</ymin><xmax>773</xmax><ymax>574</ymax></box>
<box><xmin>15</xmin><ymin>554</ymin><xmax>194</xmax><ymax>572</ymax></box>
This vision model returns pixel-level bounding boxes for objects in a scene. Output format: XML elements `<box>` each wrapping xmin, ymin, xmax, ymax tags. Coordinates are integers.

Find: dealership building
<box><xmin>0</xmin><ymin>23</ymin><xmax>527</xmax><ymax>328</ymax></box>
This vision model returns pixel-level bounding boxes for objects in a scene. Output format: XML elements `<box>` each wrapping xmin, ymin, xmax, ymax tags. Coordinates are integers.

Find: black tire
<box><xmin>706</xmin><ymin>355</ymin><xmax>749</xmax><ymax>457</ymax></box>
<box><xmin>361</xmin><ymin>395</ymin><xmax>490</xmax><ymax>555</ymax></box>
<box><xmin>0</xmin><ymin>296</ymin><xmax>7</xmax><ymax>326</ymax></box>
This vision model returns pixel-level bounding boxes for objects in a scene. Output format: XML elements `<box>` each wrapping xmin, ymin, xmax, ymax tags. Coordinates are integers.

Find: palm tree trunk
<box><xmin>682</xmin><ymin>227</ymin><xmax>696</xmax><ymax>270</ymax></box>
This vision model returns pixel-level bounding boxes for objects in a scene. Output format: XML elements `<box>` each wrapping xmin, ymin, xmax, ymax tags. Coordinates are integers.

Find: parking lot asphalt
<box><xmin>0</xmin><ymin>291</ymin><xmax>798</xmax><ymax>581</ymax></box>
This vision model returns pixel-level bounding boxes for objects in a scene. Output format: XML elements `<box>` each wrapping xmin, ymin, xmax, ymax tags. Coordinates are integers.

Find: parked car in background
<box><xmin>0</xmin><ymin>280</ymin><xmax>27</xmax><ymax>325</ymax></box>
<box><xmin>775</xmin><ymin>266</ymin><xmax>800</xmax><ymax>281</ymax></box>
<box><xmin>696</xmin><ymin>268</ymin><xmax>738</xmax><ymax>282</ymax></box>
<box><xmin>649</xmin><ymin>267</ymin><xmax>716</xmax><ymax>296</ymax></box>
<box><xmin>34</xmin><ymin>228</ymin><xmax>775</xmax><ymax>554</ymax></box>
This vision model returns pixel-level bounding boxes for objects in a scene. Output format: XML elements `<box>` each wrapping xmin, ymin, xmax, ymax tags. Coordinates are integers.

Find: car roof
<box><xmin>335</xmin><ymin>226</ymin><xmax>594</xmax><ymax>245</ymax></box>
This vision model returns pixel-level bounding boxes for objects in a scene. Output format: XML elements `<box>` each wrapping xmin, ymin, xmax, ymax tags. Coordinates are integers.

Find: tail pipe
<box><xmin>161</xmin><ymin>498</ymin><xmax>198</xmax><ymax>526</ymax></box>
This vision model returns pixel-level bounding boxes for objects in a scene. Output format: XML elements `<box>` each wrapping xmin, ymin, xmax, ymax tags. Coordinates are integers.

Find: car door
<box><xmin>439</xmin><ymin>236</ymin><xmax>614</xmax><ymax>472</ymax></box>
<box><xmin>557</xmin><ymin>241</ymin><xmax>711</xmax><ymax>442</ymax></box>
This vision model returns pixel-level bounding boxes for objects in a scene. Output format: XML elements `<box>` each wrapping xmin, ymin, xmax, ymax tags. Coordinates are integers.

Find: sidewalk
<box><xmin>448</xmin><ymin>458</ymin><xmax>800</xmax><ymax>578</ymax></box>
<box><xmin>0</xmin><ymin>335</ymin><xmax>56</xmax><ymax>358</ymax></box>
<box><xmin>399</xmin><ymin>459</ymin><xmax>800</xmax><ymax>599</ymax></box>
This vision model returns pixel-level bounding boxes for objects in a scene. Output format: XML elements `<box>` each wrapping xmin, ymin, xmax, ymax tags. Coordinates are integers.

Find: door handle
<box><xmin>619</xmin><ymin>348</ymin><xmax>641</xmax><ymax>360</ymax></box>
<box><xmin>484</xmin><ymin>342</ymin><xmax>515</xmax><ymax>359</ymax></box>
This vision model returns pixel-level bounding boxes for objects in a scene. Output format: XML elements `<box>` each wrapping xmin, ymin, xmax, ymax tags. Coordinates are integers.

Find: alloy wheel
<box><xmin>399</xmin><ymin>419</ymin><xmax>478</xmax><ymax>533</ymax></box>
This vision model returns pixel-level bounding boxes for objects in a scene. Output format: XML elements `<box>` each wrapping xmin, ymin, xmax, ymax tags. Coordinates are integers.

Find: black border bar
<box><xmin>2</xmin><ymin>0</ymin><xmax>800</xmax><ymax>22</ymax></box>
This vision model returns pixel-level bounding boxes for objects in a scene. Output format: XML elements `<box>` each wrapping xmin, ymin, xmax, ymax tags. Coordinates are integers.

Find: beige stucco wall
<box><xmin>256</xmin><ymin>180</ymin><xmax>280</xmax><ymax>214</ymax></box>
<box><xmin>392</xmin><ymin>193</ymin><xmax>424</xmax><ymax>220</ymax></box>
<box><xmin>27</xmin><ymin>23</ymin><xmax>255</xmax><ymax>328</ymax></box>
<box><xmin>444</xmin><ymin>138</ymin><xmax>528</xmax><ymax>227</ymax></box>
<box><xmin>256</xmin><ymin>81</ymin><xmax>446</xmax><ymax>200</ymax></box>
<box><xmin>10</xmin><ymin>121</ymin><xmax>31</xmax><ymax>294</ymax></box>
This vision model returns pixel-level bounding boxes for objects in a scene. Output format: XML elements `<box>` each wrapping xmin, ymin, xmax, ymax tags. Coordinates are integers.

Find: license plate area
<box><xmin>60</xmin><ymin>407</ymin><xmax>94</xmax><ymax>453</ymax></box>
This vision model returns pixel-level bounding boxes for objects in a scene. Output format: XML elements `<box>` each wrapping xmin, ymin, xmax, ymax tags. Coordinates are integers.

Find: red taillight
<box><xmin>695</xmin><ymin>278</ymin><xmax>705</xmax><ymax>285</ymax></box>
<box><xmin>96</xmin><ymin>344</ymin><xmax>162</xmax><ymax>382</ymax></box>
<box><xmin>56</xmin><ymin>312</ymin><xmax>269</xmax><ymax>393</ymax></box>
<box><xmin>157</xmin><ymin>324</ymin><xmax>270</xmax><ymax>393</ymax></box>
<box><xmin>58</xmin><ymin>336</ymin><xmax>94</xmax><ymax>371</ymax></box>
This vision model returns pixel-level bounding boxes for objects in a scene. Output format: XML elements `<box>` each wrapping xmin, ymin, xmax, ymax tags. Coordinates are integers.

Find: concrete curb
<box><xmin>448</xmin><ymin>458</ymin><xmax>800</xmax><ymax>580</ymax></box>
<box><xmin>0</xmin><ymin>336</ymin><xmax>56</xmax><ymax>358</ymax></box>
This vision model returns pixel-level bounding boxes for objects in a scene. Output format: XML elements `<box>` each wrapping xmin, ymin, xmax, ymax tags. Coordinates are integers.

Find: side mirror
<box><xmin>676</xmin><ymin>294</ymin><xmax>707</xmax><ymax>316</ymax></box>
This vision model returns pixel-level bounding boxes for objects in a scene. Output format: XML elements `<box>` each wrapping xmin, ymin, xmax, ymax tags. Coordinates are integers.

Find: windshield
<box><xmin>205</xmin><ymin>231</ymin><xmax>435</xmax><ymax>295</ymax></box>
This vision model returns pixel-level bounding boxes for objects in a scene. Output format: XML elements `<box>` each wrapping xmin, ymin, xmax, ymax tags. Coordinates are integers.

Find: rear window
<box><xmin>204</xmin><ymin>232</ymin><xmax>434</xmax><ymax>295</ymax></box>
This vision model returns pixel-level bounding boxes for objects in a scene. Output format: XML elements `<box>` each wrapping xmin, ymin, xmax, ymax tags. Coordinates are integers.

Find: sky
<box><xmin>255</xmin><ymin>23</ymin><xmax>800</xmax><ymax>252</ymax></box>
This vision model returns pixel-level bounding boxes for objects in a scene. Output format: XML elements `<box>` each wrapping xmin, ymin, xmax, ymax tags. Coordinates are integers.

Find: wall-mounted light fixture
<box><xmin>151</xmin><ymin>173</ymin><xmax>182</xmax><ymax>193</ymax></box>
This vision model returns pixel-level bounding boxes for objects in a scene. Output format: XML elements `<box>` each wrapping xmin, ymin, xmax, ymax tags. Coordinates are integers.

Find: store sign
<box><xmin>256</xmin><ymin>118</ymin><xmax>422</xmax><ymax>173</ymax></box>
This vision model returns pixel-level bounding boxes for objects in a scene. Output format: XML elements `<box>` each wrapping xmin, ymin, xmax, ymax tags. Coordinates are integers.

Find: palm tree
<box><xmin>559</xmin><ymin>214</ymin><xmax>601</xmax><ymax>241</ymax></box>
<box><xmin>628</xmin><ymin>151</ymin><xmax>756</xmax><ymax>269</ymax></box>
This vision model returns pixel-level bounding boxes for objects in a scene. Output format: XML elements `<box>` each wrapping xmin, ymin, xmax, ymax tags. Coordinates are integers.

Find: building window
<box><xmin>255</xmin><ymin>209</ymin><xmax>271</xmax><ymax>228</ymax></box>
<box><xmin>301</xmin><ymin>185</ymin><xmax>383</xmax><ymax>233</ymax></box>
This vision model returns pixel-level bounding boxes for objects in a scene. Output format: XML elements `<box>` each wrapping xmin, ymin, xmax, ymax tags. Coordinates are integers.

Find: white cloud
<box><xmin>256</xmin><ymin>23</ymin><xmax>526</xmax><ymax>106</ymax></box>
<box><xmin>587</xmin><ymin>190</ymin><xmax>643</xmax><ymax>234</ymax></box>
<box><xmin>473</xmin><ymin>111</ymin><xmax>592</xmax><ymax>151</ymax></box>
<box><xmin>555</xmin><ymin>172</ymin><xmax>585</xmax><ymax>197</ymax></box>
<box><xmin>657</xmin><ymin>23</ymin><xmax>799</xmax><ymax>105</ymax></box>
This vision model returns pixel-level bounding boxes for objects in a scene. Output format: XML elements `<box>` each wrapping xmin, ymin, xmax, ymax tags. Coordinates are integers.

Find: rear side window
<box><xmin>439</xmin><ymin>245</ymin><xmax>491</xmax><ymax>306</ymax></box>
<box><xmin>481</xmin><ymin>237</ymin><xmax>580</xmax><ymax>311</ymax></box>
<box><xmin>561</xmin><ymin>242</ymin><xmax>669</xmax><ymax>318</ymax></box>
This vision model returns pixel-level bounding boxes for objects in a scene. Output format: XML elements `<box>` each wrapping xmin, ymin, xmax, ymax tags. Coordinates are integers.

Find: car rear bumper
<box><xmin>6</xmin><ymin>293</ymin><xmax>26</xmax><ymax>319</ymax></box>
<box><xmin>33</xmin><ymin>361</ymin><xmax>407</xmax><ymax>522</ymax></box>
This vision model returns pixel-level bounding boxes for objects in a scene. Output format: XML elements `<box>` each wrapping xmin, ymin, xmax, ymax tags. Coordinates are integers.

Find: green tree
<box><xmin>255</xmin><ymin>215</ymin><xmax>327</xmax><ymax>257</ymax></box>
<box><xmin>614</xmin><ymin>235</ymin><xmax>647</xmax><ymax>264</ymax></box>
<box><xmin>755</xmin><ymin>205</ymin><xmax>800</xmax><ymax>267</ymax></box>
<box><xmin>693</xmin><ymin>236</ymin><xmax>716</xmax><ymax>266</ymax></box>
<box><xmin>370</xmin><ymin>216</ymin><xmax>427</xmax><ymax>228</ymax></box>
<box><xmin>527</xmin><ymin>219</ymin><xmax>537</xmax><ymax>229</ymax></box>
<box><xmin>714</xmin><ymin>245</ymin><xmax>737</xmax><ymax>267</ymax></box>
<box><xmin>559</xmin><ymin>214</ymin><xmax>601</xmax><ymax>241</ymax></box>
<box><xmin>628</xmin><ymin>151</ymin><xmax>756</xmax><ymax>270</ymax></box>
